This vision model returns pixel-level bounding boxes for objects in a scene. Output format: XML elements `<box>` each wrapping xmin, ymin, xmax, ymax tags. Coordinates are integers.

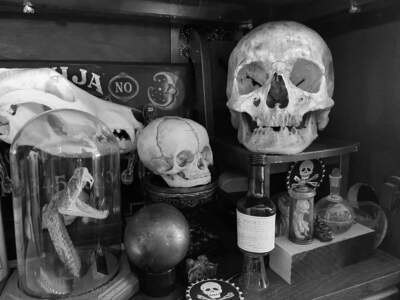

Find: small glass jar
<box><xmin>315</xmin><ymin>169</ymin><xmax>354</xmax><ymax>234</ymax></box>
<box><xmin>288</xmin><ymin>186</ymin><xmax>316</xmax><ymax>244</ymax></box>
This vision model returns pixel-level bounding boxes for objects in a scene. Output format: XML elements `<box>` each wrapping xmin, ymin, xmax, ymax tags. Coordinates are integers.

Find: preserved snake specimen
<box><xmin>40</xmin><ymin>167</ymin><xmax>109</xmax><ymax>294</ymax></box>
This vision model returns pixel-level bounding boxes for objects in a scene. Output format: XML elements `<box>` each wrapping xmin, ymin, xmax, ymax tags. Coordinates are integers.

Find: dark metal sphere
<box><xmin>124</xmin><ymin>203</ymin><xmax>190</xmax><ymax>273</ymax></box>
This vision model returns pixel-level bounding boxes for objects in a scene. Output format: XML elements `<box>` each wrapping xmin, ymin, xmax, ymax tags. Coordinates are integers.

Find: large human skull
<box><xmin>200</xmin><ymin>282</ymin><xmax>222</xmax><ymax>299</ymax></box>
<box><xmin>227</xmin><ymin>21</ymin><xmax>334</xmax><ymax>154</ymax></box>
<box><xmin>0</xmin><ymin>68</ymin><xmax>142</xmax><ymax>153</ymax></box>
<box><xmin>137</xmin><ymin>117</ymin><xmax>213</xmax><ymax>188</ymax></box>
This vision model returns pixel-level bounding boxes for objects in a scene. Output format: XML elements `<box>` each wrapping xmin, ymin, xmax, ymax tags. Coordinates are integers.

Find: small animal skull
<box><xmin>200</xmin><ymin>282</ymin><xmax>222</xmax><ymax>299</ymax></box>
<box><xmin>0</xmin><ymin>68</ymin><xmax>143</xmax><ymax>153</ymax></box>
<box><xmin>137</xmin><ymin>117</ymin><xmax>213</xmax><ymax>188</ymax></box>
<box><xmin>226</xmin><ymin>21</ymin><xmax>334</xmax><ymax>154</ymax></box>
<box><xmin>299</xmin><ymin>160</ymin><xmax>314</xmax><ymax>180</ymax></box>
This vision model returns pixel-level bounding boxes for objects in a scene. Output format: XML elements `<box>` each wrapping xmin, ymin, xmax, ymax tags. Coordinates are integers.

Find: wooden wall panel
<box><xmin>323</xmin><ymin>20</ymin><xmax>400</xmax><ymax>195</ymax></box>
<box><xmin>0</xmin><ymin>18</ymin><xmax>171</xmax><ymax>62</ymax></box>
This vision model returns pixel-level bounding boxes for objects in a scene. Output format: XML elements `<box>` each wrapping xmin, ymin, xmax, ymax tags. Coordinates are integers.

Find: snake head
<box><xmin>58</xmin><ymin>191</ymin><xmax>109</xmax><ymax>220</ymax></box>
<box><xmin>57</xmin><ymin>167</ymin><xmax>108</xmax><ymax>220</ymax></box>
<box><xmin>79</xmin><ymin>167</ymin><xmax>94</xmax><ymax>189</ymax></box>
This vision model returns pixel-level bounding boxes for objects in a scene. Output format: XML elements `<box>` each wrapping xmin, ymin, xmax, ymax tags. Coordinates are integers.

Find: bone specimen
<box><xmin>0</xmin><ymin>68</ymin><xmax>142</xmax><ymax>152</ymax></box>
<box><xmin>40</xmin><ymin>167</ymin><xmax>108</xmax><ymax>294</ymax></box>
<box><xmin>226</xmin><ymin>21</ymin><xmax>334</xmax><ymax>154</ymax></box>
<box><xmin>137</xmin><ymin>117</ymin><xmax>213</xmax><ymax>188</ymax></box>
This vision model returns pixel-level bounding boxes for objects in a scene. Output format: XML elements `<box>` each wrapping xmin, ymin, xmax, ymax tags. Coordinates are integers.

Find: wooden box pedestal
<box><xmin>1</xmin><ymin>254</ymin><xmax>139</xmax><ymax>300</ymax></box>
<box><xmin>269</xmin><ymin>223</ymin><xmax>375</xmax><ymax>284</ymax></box>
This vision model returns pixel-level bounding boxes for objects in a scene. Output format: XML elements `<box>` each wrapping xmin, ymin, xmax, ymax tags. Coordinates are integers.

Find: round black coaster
<box><xmin>186</xmin><ymin>279</ymin><xmax>243</xmax><ymax>300</ymax></box>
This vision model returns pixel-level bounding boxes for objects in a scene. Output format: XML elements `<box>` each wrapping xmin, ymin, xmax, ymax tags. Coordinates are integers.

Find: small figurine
<box><xmin>185</xmin><ymin>255</ymin><xmax>218</xmax><ymax>283</ymax></box>
<box><xmin>292</xmin><ymin>198</ymin><xmax>311</xmax><ymax>239</ymax></box>
<box><xmin>288</xmin><ymin>186</ymin><xmax>315</xmax><ymax>244</ymax></box>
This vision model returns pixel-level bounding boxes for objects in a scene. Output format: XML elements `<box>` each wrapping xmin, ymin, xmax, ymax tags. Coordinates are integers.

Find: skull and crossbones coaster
<box><xmin>287</xmin><ymin>159</ymin><xmax>325</xmax><ymax>190</ymax></box>
<box><xmin>186</xmin><ymin>279</ymin><xmax>243</xmax><ymax>300</ymax></box>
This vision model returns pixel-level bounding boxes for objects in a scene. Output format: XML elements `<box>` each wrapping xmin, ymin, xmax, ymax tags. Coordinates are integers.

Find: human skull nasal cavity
<box><xmin>266</xmin><ymin>73</ymin><xmax>288</xmax><ymax>109</ymax></box>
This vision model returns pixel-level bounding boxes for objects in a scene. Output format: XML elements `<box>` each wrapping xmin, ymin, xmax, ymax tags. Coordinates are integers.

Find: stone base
<box><xmin>1</xmin><ymin>254</ymin><xmax>139</xmax><ymax>300</ymax></box>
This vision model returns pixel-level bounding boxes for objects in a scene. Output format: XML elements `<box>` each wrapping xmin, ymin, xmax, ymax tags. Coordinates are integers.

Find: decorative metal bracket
<box><xmin>187</xmin><ymin>28</ymin><xmax>215</xmax><ymax>138</ymax></box>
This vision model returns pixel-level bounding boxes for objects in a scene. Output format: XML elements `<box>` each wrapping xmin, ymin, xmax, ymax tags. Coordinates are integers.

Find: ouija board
<box><xmin>0</xmin><ymin>61</ymin><xmax>194</xmax><ymax>122</ymax></box>
<box><xmin>0</xmin><ymin>62</ymin><xmax>196</xmax><ymax>259</ymax></box>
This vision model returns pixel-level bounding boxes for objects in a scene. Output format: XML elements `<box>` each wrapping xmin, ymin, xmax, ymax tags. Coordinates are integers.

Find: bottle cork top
<box><xmin>329</xmin><ymin>168</ymin><xmax>342</xmax><ymax>188</ymax></box>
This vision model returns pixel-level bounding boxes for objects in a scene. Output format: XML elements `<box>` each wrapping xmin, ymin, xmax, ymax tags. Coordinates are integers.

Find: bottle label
<box><xmin>237</xmin><ymin>210</ymin><xmax>275</xmax><ymax>253</ymax></box>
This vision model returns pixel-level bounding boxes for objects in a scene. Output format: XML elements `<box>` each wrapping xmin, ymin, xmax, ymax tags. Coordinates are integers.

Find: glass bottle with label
<box><xmin>237</xmin><ymin>153</ymin><xmax>276</xmax><ymax>298</ymax></box>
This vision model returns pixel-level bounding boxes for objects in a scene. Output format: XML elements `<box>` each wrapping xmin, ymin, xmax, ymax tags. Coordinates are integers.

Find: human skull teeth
<box><xmin>226</xmin><ymin>21</ymin><xmax>334</xmax><ymax>154</ymax></box>
<box><xmin>247</xmin><ymin>111</ymin><xmax>311</xmax><ymax>132</ymax></box>
<box><xmin>243</xmin><ymin>112</ymin><xmax>317</xmax><ymax>152</ymax></box>
<box><xmin>254</xmin><ymin>113</ymin><xmax>303</xmax><ymax>128</ymax></box>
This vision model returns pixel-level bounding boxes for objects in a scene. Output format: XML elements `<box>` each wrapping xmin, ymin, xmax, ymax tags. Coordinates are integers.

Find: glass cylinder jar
<box><xmin>10</xmin><ymin>109</ymin><xmax>121</xmax><ymax>298</ymax></box>
<box><xmin>288</xmin><ymin>186</ymin><xmax>316</xmax><ymax>244</ymax></box>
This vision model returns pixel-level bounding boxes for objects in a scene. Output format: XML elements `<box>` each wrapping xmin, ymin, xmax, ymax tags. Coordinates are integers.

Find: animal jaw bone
<box><xmin>57</xmin><ymin>168</ymin><xmax>109</xmax><ymax>219</ymax></box>
<box><xmin>58</xmin><ymin>192</ymin><xmax>109</xmax><ymax>219</ymax></box>
<box><xmin>0</xmin><ymin>68</ymin><xmax>143</xmax><ymax>152</ymax></box>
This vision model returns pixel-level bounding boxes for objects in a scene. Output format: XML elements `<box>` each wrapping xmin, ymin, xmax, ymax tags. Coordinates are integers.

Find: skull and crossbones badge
<box><xmin>287</xmin><ymin>159</ymin><xmax>325</xmax><ymax>189</ymax></box>
<box><xmin>186</xmin><ymin>279</ymin><xmax>243</xmax><ymax>300</ymax></box>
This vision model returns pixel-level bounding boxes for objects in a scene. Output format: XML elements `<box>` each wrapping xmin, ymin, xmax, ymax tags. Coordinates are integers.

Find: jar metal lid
<box><xmin>289</xmin><ymin>186</ymin><xmax>316</xmax><ymax>199</ymax></box>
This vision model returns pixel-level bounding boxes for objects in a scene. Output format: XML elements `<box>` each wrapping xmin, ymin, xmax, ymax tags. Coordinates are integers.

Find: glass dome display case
<box><xmin>10</xmin><ymin>109</ymin><xmax>121</xmax><ymax>298</ymax></box>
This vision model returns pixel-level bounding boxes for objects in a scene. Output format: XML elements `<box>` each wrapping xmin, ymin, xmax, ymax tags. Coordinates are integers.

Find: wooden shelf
<box><xmin>214</xmin><ymin>136</ymin><xmax>359</xmax><ymax>196</ymax></box>
<box><xmin>244</xmin><ymin>250</ymin><xmax>400</xmax><ymax>299</ymax></box>
<box><xmin>1</xmin><ymin>0</ymin><xmax>398</xmax><ymax>25</ymax></box>
<box><xmin>214</xmin><ymin>136</ymin><xmax>359</xmax><ymax>173</ymax></box>
<box><xmin>133</xmin><ymin>250</ymin><xmax>400</xmax><ymax>299</ymax></box>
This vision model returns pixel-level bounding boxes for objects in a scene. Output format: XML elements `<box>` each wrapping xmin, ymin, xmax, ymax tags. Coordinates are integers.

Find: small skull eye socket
<box><xmin>151</xmin><ymin>157</ymin><xmax>174</xmax><ymax>173</ymax></box>
<box><xmin>176</xmin><ymin>150</ymin><xmax>194</xmax><ymax>167</ymax></box>
<box><xmin>237</xmin><ymin>61</ymin><xmax>269</xmax><ymax>95</ymax></box>
<box><xmin>201</xmin><ymin>146</ymin><xmax>213</xmax><ymax>163</ymax></box>
<box><xmin>289</xmin><ymin>59</ymin><xmax>323</xmax><ymax>93</ymax></box>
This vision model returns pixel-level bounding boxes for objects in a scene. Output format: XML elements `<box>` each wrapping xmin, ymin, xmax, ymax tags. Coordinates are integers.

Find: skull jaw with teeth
<box><xmin>227</xmin><ymin>21</ymin><xmax>334</xmax><ymax>155</ymax></box>
<box><xmin>137</xmin><ymin>117</ymin><xmax>213</xmax><ymax>188</ymax></box>
<box><xmin>236</xmin><ymin>110</ymin><xmax>318</xmax><ymax>154</ymax></box>
<box><xmin>0</xmin><ymin>68</ymin><xmax>143</xmax><ymax>153</ymax></box>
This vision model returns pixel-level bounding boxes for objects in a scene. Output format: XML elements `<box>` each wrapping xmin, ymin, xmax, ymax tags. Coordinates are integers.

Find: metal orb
<box><xmin>124</xmin><ymin>203</ymin><xmax>190</xmax><ymax>273</ymax></box>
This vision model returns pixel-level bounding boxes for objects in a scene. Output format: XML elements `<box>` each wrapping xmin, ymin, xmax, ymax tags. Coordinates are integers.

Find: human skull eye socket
<box><xmin>176</xmin><ymin>150</ymin><xmax>194</xmax><ymax>167</ymax></box>
<box><xmin>201</xmin><ymin>146</ymin><xmax>213</xmax><ymax>163</ymax></box>
<box><xmin>237</xmin><ymin>61</ymin><xmax>268</xmax><ymax>95</ymax></box>
<box><xmin>289</xmin><ymin>59</ymin><xmax>323</xmax><ymax>93</ymax></box>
